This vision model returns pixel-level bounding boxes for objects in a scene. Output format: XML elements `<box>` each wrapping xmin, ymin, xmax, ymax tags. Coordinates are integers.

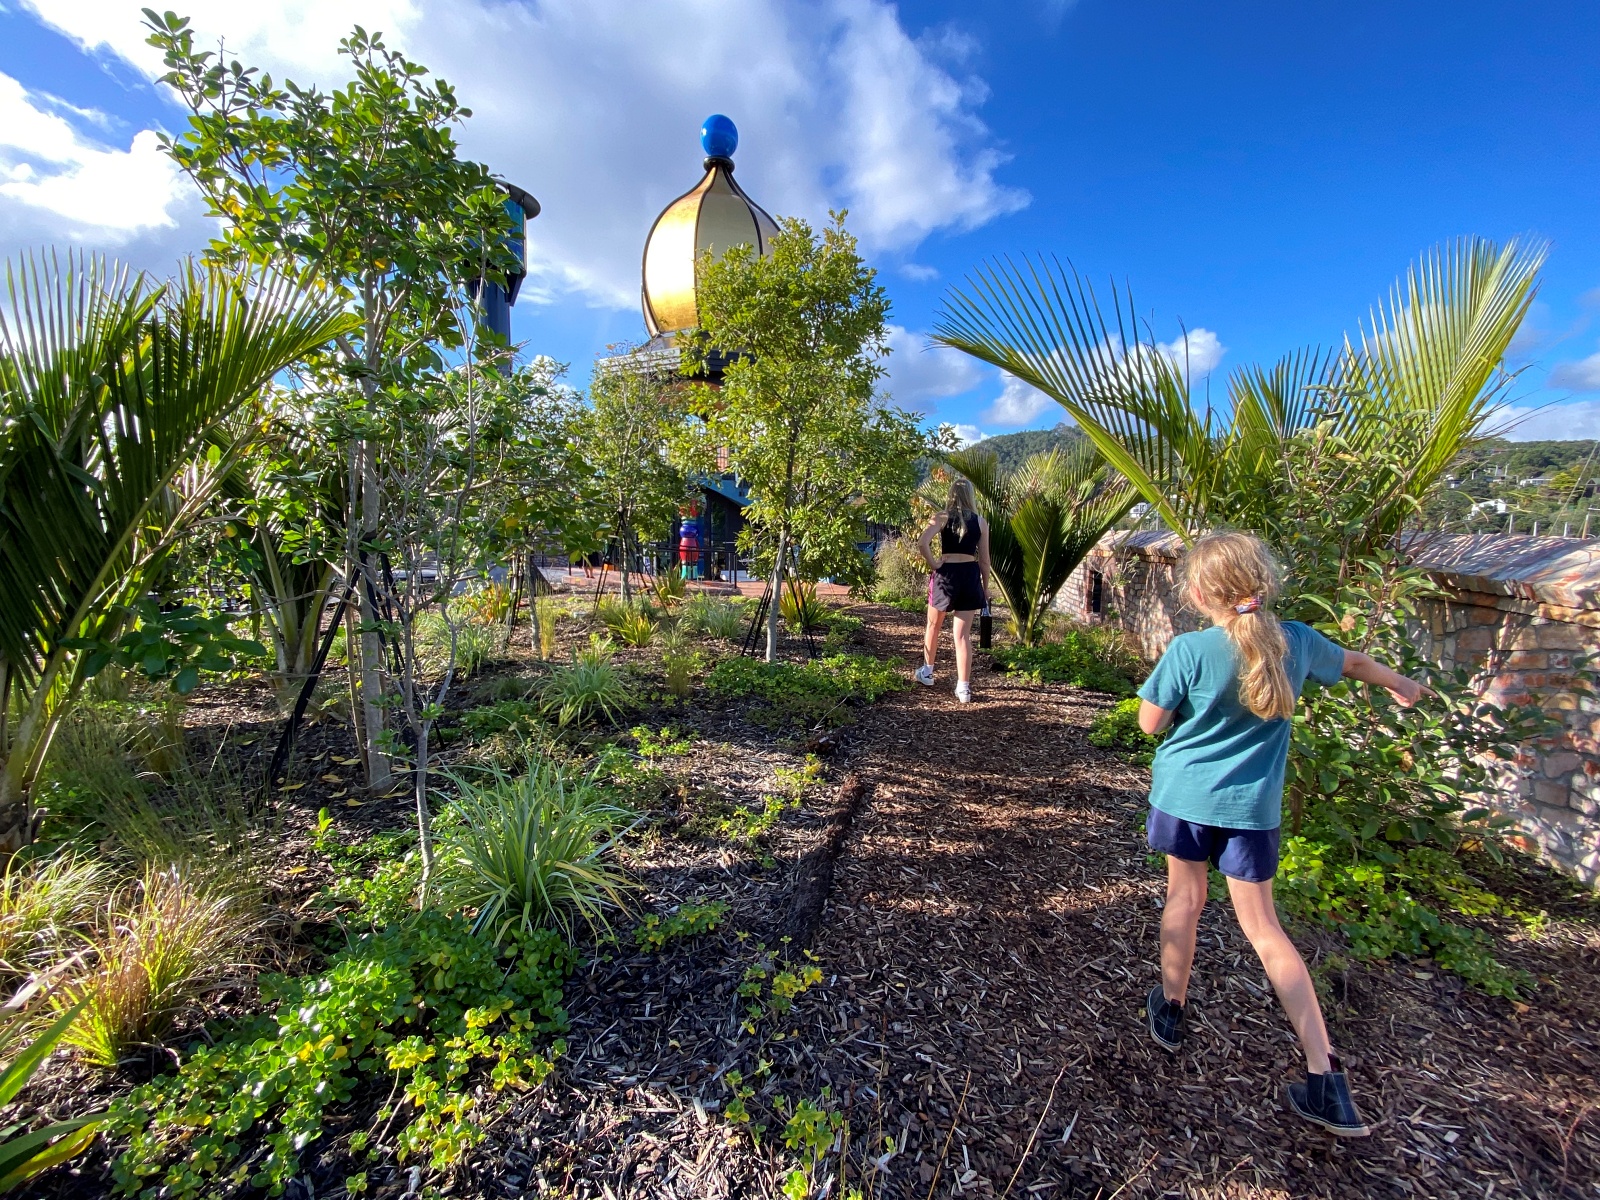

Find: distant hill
<box><xmin>970</xmin><ymin>424</ymin><xmax>1085</xmax><ymax>474</ymax></box>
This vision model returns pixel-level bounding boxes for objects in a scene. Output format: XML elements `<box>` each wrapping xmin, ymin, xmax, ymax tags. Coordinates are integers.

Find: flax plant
<box><xmin>439</xmin><ymin>761</ymin><xmax>635</xmax><ymax>943</ymax></box>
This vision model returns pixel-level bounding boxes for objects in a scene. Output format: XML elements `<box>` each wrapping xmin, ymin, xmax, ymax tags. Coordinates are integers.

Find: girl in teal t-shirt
<box><xmin>1135</xmin><ymin>531</ymin><xmax>1423</xmax><ymax>1138</ymax></box>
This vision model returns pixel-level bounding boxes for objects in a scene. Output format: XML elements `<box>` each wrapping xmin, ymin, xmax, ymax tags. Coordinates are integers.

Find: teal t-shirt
<box><xmin>1136</xmin><ymin>621</ymin><xmax>1346</xmax><ymax>830</ymax></box>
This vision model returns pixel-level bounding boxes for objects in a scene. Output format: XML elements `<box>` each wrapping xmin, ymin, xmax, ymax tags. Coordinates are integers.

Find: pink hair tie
<box><xmin>1234</xmin><ymin>596</ymin><xmax>1262</xmax><ymax>615</ymax></box>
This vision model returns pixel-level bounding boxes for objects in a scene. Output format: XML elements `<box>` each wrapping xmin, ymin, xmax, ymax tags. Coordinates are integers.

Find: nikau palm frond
<box><xmin>947</xmin><ymin>441</ymin><xmax>1134</xmax><ymax>645</ymax></box>
<box><xmin>932</xmin><ymin>237</ymin><xmax>1544</xmax><ymax>551</ymax></box>
<box><xmin>0</xmin><ymin>251</ymin><xmax>356</xmax><ymax>837</ymax></box>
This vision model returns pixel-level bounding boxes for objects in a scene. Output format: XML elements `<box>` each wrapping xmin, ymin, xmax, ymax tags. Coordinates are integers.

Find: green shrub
<box><xmin>438</xmin><ymin>760</ymin><xmax>635</xmax><ymax>943</ymax></box>
<box><xmin>660</xmin><ymin>629</ymin><xmax>702</xmax><ymax>699</ymax></box>
<box><xmin>634</xmin><ymin>899</ymin><xmax>727</xmax><ymax>952</ymax></box>
<box><xmin>885</xmin><ymin>596</ymin><xmax>925</xmax><ymax>615</ymax></box>
<box><xmin>870</xmin><ymin>537</ymin><xmax>927</xmax><ymax>603</ymax></box>
<box><xmin>992</xmin><ymin>630</ymin><xmax>1136</xmax><ymax>694</ymax></box>
<box><xmin>105</xmin><ymin>914</ymin><xmax>574</xmax><ymax>1199</ymax></box>
<box><xmin>680</xmin><ymin>594</ymin><xmax>747</xmax><ymax>639</ymax></box>
<box><xmin>1274</xmin><ymin>557</ymin><xmax>1572</xmax><ymax>996</ymax></box>
<box><xmin>1087</xmin><ymin>698</ymin><xmax>1162</xmax><ymax>765</ymax></box>
<box><xmin>57</xmin><ymin>867</ymin><xmax>264</xmax><ymax>1067</ymax></box>
<box><xmin>540</xmin><ymin>639</ymin><xmax>633</xmax><ymax>727</ymax></box>
<box><xmin>705</xmin><ymin>653</ymin><xmax>903</xmax><ymax>728</ymax></box>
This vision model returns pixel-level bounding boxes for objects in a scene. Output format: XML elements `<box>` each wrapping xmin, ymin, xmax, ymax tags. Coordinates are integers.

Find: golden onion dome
<box><xmin>642</xmin><ymin>115</ymin><xmax>778</xmax><ymax>338</ymax></box>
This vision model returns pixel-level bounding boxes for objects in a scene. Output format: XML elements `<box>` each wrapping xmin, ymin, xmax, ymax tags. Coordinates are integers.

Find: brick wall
<box><xmin>1058</xmin><ymin>532</ymin><xmax>1600</xmax><ymax>884</ymax></box>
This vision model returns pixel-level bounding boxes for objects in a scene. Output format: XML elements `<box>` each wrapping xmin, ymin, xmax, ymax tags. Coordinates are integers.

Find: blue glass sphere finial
<box><xmin>701</xmin><ymin>114</ymin><xmax>738</xmax><ymax>160</ymax></box>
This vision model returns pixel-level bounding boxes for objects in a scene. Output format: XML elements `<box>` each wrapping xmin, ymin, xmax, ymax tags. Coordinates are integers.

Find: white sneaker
<box><xmin>955</xmin><ymin>681</ymin><xmax>972</xmax><ymax>704</ymax></box>
<box><xmin>914</xmin><ymin>664</ymin><xmax>935</xmax><ymax>687</ymax></box>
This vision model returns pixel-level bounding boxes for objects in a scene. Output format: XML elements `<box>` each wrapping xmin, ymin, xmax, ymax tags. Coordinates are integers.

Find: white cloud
<box><xmin>984</xmin><ymin>372</ymin><xmax>1054</xmax><ymax>426</ymax></box>
<box><xmin>1155</xmin><ymin>327</ymin><xmax>1225</xmax><ymax>378</ymax></box>
<box><xmin>1548</xmin><ymin>348</ymin><xmax>1600</xmax><ymax>392</ymax></box>
<box><xmin>1495</xmin><ymin>399</ymin><xmax>1600</xmax><ymax>441</ymax></box>
<box><xmin>879</xmin><ymin>325</ymin><xmax>986</xmax><ymax>410</ymax></box>
<box><xmin>948</xmin><ymin>423</ymin><xmax>987</xmax><ymax>447</ymax></box>
<box><xmin>899</xmin><ymin>262</ymin><xmax>939</xmax><ymax>282</ymax></box>
<box><xmin>0</xmin><ymin>71</ymin><xmax>190</xmax><ymax>239</ymax></box>
<box><xmin>16</xmin><ymin>0</ymin><xmax>1028</xmax><ymax>310</ymax></box>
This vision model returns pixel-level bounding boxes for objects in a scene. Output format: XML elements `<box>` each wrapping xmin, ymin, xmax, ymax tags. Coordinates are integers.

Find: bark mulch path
<box><xmin>799</xmin><ymin>606</ymin><xmax>1600</xmax><ymax>1200</ymax></box>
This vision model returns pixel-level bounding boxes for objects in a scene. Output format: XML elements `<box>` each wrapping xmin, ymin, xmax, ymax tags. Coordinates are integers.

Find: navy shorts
<box><xmin>1146</xmin><ymin>807</ymin><xmax>1280</xmax><ymax>883</ymax></box>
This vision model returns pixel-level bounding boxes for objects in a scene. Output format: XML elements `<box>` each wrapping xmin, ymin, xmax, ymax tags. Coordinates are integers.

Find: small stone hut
<box><xmin>1059</xmin><ymin>532</ymin><xmax>1600</xmax><ymax>884</ymax></box>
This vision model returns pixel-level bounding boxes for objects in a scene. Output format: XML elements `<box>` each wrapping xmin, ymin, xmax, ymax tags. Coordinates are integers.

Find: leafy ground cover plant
<box><xmin>437</xmin><ymin>760</ymin><xmax>635</xmax><ymax>942</ymax></box>
<box><xmin>1087</xmin><ymin>698</ymin><xmax>1162</xmax><ymax>766</ymax></box>
<box><xmin>992</xmin><ymin>631</ymin><xmax>1136</xmax><ymax>695</ymax></box>
<box><xmin>104</xmin><ymin>913</ymin><xmax>574</xmax><ymax>1200</ymax></box>
<box><xmin>630</xmin><ymin>726</ymin><xmax>693</xmax><ymax>759</ymax></box>
<box><xmin>706</xmin><ymin>654</ymin><xmax>903</xmax><ymax>728</ymax></box>
<box><xmin>737</xmin><ymin>946</ymin><xmax>824</xmax><ymax>1033</ymax></box>
<box><xmin>634</xmin><ymin>899</ymin><xmax>728</xmax><ymax>952</ymax></box>
<box><xmin>57</xmin><ymin>866</ymin><xmax>265</xmax><ymax>1067</ymax></box>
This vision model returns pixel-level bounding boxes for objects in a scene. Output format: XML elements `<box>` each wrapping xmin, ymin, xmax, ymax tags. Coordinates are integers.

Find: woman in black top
<box><xmin>915</xmin><ymin>478</ymin><xmax>992</xmax><ymax>703</ymax></box>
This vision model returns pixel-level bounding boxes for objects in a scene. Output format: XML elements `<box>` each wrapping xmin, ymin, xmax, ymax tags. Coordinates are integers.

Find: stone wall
<box><xmin>1058</xmin><ymin>532</ymin><xmax>1600</xmax><ymax>884</ymax></box>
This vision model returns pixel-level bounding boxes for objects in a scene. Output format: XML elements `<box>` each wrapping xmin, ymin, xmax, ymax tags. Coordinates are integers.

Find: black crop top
<box><xmin>940</xmin><ymin>511</ymin><xmax>981</xmax><ymax>555</ymax></box>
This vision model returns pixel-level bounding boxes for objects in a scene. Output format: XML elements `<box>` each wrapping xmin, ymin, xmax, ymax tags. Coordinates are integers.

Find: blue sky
<box><xmin>3</xmin><ymin>0</ymin><xmax>1598</xmax><ymax>440</ymax></box>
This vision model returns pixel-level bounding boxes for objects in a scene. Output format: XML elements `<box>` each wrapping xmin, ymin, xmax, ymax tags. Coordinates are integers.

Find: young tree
<box><xmin>578</xmin><ymin>350</ymin><xmax>708</xmax><ymax>603</ymax></box>
<box><xmin>689</xmin><ymin>214</ymin><xmax>924</xmax><ymax>660</ymax></box>
<box><xmin>146</xmin><ymin>11</ymin><xmax>522</xmax><ymax>791</ymax></box>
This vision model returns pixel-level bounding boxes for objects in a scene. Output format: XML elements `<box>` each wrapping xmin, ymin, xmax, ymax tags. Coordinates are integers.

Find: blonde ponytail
<box><xmin>1183</xmin><ymin>532</ymin><xmax>1295</xmax><ymax>721</ymax></box>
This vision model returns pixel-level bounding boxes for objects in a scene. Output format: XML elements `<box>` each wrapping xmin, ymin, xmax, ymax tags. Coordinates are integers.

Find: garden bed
<box><xmin>16</xmin><ymin>599</ymin><xmax>1600</xmax><ymax>1199</ymax></box>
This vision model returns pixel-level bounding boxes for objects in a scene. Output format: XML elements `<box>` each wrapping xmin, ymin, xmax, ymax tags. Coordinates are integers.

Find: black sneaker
<box><xmin>1145</xmin><ymin>985</ymin><xmax>1185</xmax><ymax>1051</ymax></box>
<box><xmin>1287</xmin><ymin>1058</ymin><xmax>1371</xmax><ymax>1137</ymax></box>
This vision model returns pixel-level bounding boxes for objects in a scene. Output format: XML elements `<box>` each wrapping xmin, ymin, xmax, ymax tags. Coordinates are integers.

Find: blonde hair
<box><xmin>1183</xmin><ymin>531</ymin><xmax>1294</xmax><ymax>721</ymax></box>
<box><xmin>946</xmin><ymin>478</ymin><xmax>977</xmax><ymax>541</ymax></box>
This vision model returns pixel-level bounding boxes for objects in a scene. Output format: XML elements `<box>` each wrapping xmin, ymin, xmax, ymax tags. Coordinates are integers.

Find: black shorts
<box><xmin>928</xmin><ymin>561</ymin><xmax>984</xmax><ymax>612</ymax></box>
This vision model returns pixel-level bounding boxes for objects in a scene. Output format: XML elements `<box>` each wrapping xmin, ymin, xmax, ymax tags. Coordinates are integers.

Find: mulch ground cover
<box><xmin>21</xmin><ymin>596</ymin><xmax>1600</xmax><ymax>1200</ymax></box>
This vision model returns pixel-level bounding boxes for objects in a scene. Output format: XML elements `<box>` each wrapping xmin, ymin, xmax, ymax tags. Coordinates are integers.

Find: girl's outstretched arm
<box><xmin>1342</xmin><ymin>651</ymin><xmax>1425</xmax><ymax>707</ymax></box>
<box><xmin>1139</xmin><ymin>700</ymin><xmax>1174</xmax><ymax>735</ymax></box>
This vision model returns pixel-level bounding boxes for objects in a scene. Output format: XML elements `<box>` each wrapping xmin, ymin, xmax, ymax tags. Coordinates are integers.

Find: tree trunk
<box><xmin>357</xmin><ymin>438</ymin><xmax>392</xmax><ymax>792</ymax></box>
<box><xmin>620</xmin><ymin>532</ymin><xmax>633</xmax><ymax>604</ymax></box>
<box><xmin>500</xmin><ymin>554</ymin><xmax>522</xmax><ymax>653</ymax></box>
<box><xmin>765</xmin><ymin>529</ymin><xmax>788</xmax><ymax>663</ymax></box>
<box><xmin>414</xmin><ymin>720</ymin><xmax>434</xmax><ymax>906</ymax></box>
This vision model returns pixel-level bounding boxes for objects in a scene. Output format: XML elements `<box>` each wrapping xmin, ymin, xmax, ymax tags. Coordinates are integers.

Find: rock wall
<box><xmin>1058</xmin><ymin>532</ymin><xmax>1600</xmax><ymax>884</ymax></box>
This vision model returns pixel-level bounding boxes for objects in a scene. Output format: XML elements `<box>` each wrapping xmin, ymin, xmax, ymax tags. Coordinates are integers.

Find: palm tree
<box><xmin>932</xmin><ymin>237</ymin><xmax>1544</xmax><ymax>562</ymax></box>
<box><xmin>946</xmin><ymin>441</ymin><xmax>1134</xmax><ymax>645</ymax></box>
<box><xmin>0</xmin><ymin>253</ymin><xmax>355</xmax><ymax>843</ymax></box>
